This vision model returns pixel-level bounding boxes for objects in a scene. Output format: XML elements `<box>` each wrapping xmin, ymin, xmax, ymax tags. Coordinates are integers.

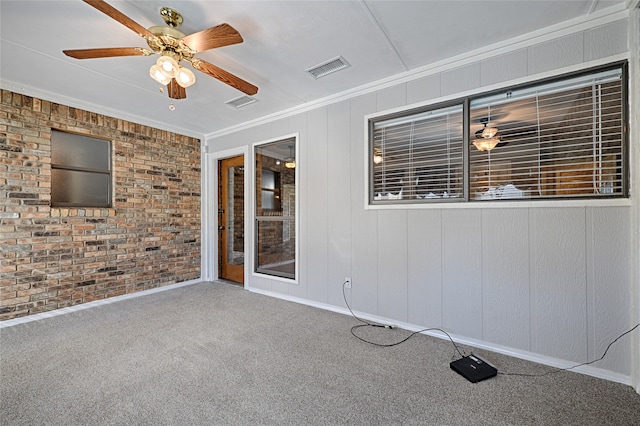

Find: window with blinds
<box><xmin>470</xmin><ymin>66</ymin><xmax>626</xmax><ymax>200</ymax></box>
<box><xmin>370</xmin><ymin>104</ymin><xmax>464</xmax><ymax>204</ymax></box>
<box><xmin>367</xmin><ymin>63</ymin><xmax>627</xmax><ymax>205</ymax></box>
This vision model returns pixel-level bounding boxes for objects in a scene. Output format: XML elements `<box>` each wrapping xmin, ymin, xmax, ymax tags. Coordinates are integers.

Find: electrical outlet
<box><xmin>344</xmin><ymin>277</ymin><xmax>351</xmax><ymax>289</ymax></box>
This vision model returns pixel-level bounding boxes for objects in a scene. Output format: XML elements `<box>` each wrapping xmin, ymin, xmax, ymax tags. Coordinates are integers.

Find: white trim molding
<box><xmin>203</xmin><ymin>146</ymin><xmax>250</xmax><ymax>287</ymax></box>
<box><xmin>0</xmin><ymin>279</ymin><xmax>203</xmax><ymax>329</ymax></box>
<box><xmin>249</xmin><ymin>285</ymin><xmax>635</xmax><ymax>387</ymax></box>
<box><xmin>205</xmin><ymin>6</ymin><xmax>630</xmax><ymax>140</ymax></box>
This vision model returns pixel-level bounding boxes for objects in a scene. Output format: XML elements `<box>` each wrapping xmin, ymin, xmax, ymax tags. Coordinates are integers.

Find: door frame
<box><xmin>204</xmin><ymin>146</ymin><xmax>250</xmax><ymax>288</ymax></box>
<box><xmin>219</xmin><ymin>155</ymin><xmax>245</xmax><ymax>284</ymax></box>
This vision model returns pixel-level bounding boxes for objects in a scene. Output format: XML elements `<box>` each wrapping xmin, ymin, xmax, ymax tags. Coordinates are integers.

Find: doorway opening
<box><xmin>218</xmin><ymin>155</ymin><xmax>245</xmax><ymax>285</ymax></box>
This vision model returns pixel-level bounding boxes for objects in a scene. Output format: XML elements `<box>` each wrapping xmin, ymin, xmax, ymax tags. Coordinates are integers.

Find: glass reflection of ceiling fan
<box><xmin>473</xmin><ymin>117</ymin><xmax>501</xmax><ymax>151</ymax></box>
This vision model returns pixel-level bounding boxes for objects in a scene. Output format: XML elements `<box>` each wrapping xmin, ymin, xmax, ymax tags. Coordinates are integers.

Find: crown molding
<box><xmin>206</xmin><ymin>5</ymin><xmax>630</xmax><ymax>140</ymax></box>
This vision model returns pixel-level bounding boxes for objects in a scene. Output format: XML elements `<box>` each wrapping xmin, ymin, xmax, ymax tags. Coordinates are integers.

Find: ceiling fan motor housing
<box><xmin>146</xmin><ymin>31</ymin><xmax>195</xmax><ymax>61</ymax></box>
<box><xmin>146</xmin><ymin>8</ymin><xmax>192</xmax><ymax>59</ymax></box>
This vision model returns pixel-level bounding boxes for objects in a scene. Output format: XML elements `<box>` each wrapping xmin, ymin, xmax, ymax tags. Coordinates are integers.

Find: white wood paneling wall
<box><xmin>206</xmin><ymin>16</ymin><xmax>638</xmax><ymax>383</ymax></box>
<box><xmin>529</xmin><ymin>208</ymin><xmax>588</xmax><ymax>361</ymax></box>
<box><xmin>587</xmin><ymin>207</ymin><xmax>632</xmax><ymax>375</ymax></box>
<box><xmin>306</xmin><ymin>107</ymin><xmax>329</xmax><ymax>304</ymax></box>
<box><xmin>407</xmin><ymin>210</ymin><xmax>443</xmax><ymax>328</ymax></box>
<box><xmin>327</xmin><ymin>101</ymin><xmax>352</xmax><ymax>307</ymax></box>
<box><xmin>481</xmin><ymin>208</ymin><xmax>530</xmax><ymax>350</ymax></box>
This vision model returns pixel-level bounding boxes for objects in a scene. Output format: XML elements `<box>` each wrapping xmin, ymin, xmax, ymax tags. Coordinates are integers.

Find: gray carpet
<box><xmin>1</xmin><ymin>281</ymin><xmax>639</xmax><ymax>425</ymax></box>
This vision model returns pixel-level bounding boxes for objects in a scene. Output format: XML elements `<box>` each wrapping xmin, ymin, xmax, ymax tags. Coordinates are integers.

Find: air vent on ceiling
<box><xmin>225</xmin><ymin>95</ymin><xmax>258</xmax><ymax>109</ymax></box>
<box><xmin>305</xmin><ymin>56</ymin><xmax>350</xmax><ymax>79</ymax></box>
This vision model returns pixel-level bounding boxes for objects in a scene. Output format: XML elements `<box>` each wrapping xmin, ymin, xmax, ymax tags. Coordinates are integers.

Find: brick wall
<box><xmin>0</xmin><ymin>90</ymin><xmax>201</xmax><ymax>320</ymax></box>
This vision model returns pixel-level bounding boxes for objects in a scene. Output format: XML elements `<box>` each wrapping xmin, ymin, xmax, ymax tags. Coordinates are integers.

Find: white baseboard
<box><xmin>3</xmin><ymin>281</ymin><xmax>633</xmax><ymax>388</ymax></box>
<box><xmin>248</xmin><ymin>287</ymin><xmax>633</xmax><ymax>387</ymax></box>
<box><xmin>0</xmin><ymin>279</ymin><xmax>202</xmax><ymax>329</ymax></box>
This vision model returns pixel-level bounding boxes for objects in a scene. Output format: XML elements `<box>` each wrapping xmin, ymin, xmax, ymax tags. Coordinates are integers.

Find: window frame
<box><xmin>50</xmin><ymin>129</ymin><xmax>113</xmax><ymax>208</ymax></box>
<box><xmin>252</xmin><ymin>134</ymin><xmax>299</xmax><ymax>282</ymax></box>
<box><xmin>368</xmin><ymin>100</ymin><xmax>468</xmax><ymax>206</ymax></box>
<box><xmin>366</xmin><ymin>61</ymin><xmax>629</xmax><ymax>207</ymax></box>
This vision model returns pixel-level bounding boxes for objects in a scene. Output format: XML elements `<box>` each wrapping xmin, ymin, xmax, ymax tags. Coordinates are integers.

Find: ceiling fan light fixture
<box><xmin>176</xmin><ymin>66</ymin><xmax>196</xmax><ymax>88</ymax></box>
<box><xmin>284</xmin><ymin>145</ymin><xmax>296</xmax><ymax>169</ymax></box>
<box><xmin>63</xmin><ymin>2</ymin><xmax>258</xmax><ymax>101</ymax></box>
<box><xmin>481</xmin><ymin>126</ymin><xmax>498</xmax><ymax>139</ymax></box>
<box><xmin>373</xmin><ymin>147</ymin><xmax>383</xmax><ymax>164</ymax></box>
<box><xmin>150</xmin><ymin>64</ymin><xmax>171</xmax><ymax>85</ymax></box>
<box><xmin>473</xmin><ymin>138</ymin><xmax>500</xmax><ymax>152</ymax></box>
<box><xmin>157</xmin><ymin>55</ymin><xmax>179</xmax><ymax>79</ymax></box>
<box><xmin>474</xmin><ymin>120</ymin><xmax>500</xmax><ymax>151</ymax></box>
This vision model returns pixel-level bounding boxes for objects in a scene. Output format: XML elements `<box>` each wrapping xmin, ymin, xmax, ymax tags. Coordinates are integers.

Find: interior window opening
<box><xmin>371</xmin><ymin>104</ymin><xmax>465</xmax><ymax>203</ymax></box>
<box><xmin>51</xmin><ymin>130</ymin><xmax>112</xmax><ymax>208</ymax></box>
<box><xmin>368</xmin><ymin>63</ymin><xmax>627</xmax><ymax>205</ymax></box>
<box><xmin>254</xmin><ymin>137</ymin><xmax>297</xmax><ymax>280</ymax></box>
<box><xmin>469</xmin><ymin>67</ymin><xmax>625</xmax><ymax>200</ymax></box>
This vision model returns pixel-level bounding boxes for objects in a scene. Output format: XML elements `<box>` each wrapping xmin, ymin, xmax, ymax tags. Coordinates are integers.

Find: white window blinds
<box><xmin>469</xmin><ymin>67</ymin><xmax>625</xmax><ymax>200</ymax></box>
<box><xmin>371</xmin><ymin>104</ymin><xmax>464</xmax><ymax>203</ymax></box>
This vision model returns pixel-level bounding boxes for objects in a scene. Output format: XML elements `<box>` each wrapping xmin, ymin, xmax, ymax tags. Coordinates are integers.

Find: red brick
<box><xmin>0</xmin><ymin>89</ymin><xmax>201</xmax><ymax>320</ymax></box>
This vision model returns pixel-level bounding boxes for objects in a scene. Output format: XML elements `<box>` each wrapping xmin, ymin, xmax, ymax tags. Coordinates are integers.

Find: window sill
<box><xmin>252</xmin><ymin>271</ymin><xmax>299</xmax><ymax>285</ymax></box>
<box><xmin>365</xmin><ymin>197</ymin><xmax>632</xmax><ymax>210</ymax></box>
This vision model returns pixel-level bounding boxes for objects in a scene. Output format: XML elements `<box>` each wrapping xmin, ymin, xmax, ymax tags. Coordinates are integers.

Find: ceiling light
<box><xmin>176</xmin><ymin>66</ymin><xmax>195</xmax><ymax>88</ymax></box>
<box><xmin>150</xmin><ymin>64</ymin><xmax>172</xmax><ymax>85</ymax></box>
<box><xmin>474</xmin><ymin>119</ymin><xmax>500</xmax><ymax>151</ymax></box>
<box><xmin>373</xmin><ymin>147</ymin><xmax>383</xmax><ymax>164</ymax></box>
<box><xmin>473</xmin><ymin>138</ymin><xmax>500</xmax><ymax>152</ymax></box>
<box><xmin>64</xmin><ymin>4</ymin><xmax>258</xmax><ymax>102</ymax></box>
<box><xmin>157</xmin><ymin>55</ymin><xmax>179</xmax><ymax>79</ymax></box>
<box><xmin>284</xmin><ymin>145</ymin><xmax>296</xmax><ymax>169</ymax></box>
<box><xmin>481</xmin><ymin>126</ymin><xmax>498</xmax><ymax>139</ymax></box>
<box><xmin>150</xmin><ymin>55</ymin><xmax>196</xmax><ymax>88</ymax></box>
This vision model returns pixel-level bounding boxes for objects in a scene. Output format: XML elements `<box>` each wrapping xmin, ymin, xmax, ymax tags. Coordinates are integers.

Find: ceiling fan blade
<box><xmin>83</xmin><ymin>0</ymin><xmax>154</xmax><ymax>38</ymax></box>
<box><xmin>167</xmin><ymin>79</ymin><xmax>187</xmax><ymax>99</ymax></box>
<box><xmin>182</xmin><ymin>23</ymin><xmax>243</xmax><ymax>53</ymax></box>
<box><xmin>191</xmin><ymin>59</ymin><xmax>258</xmax><ymax>96</ymax></box>
<box><xmin>63</xmin><ymin>47</ymin><xmax>153</xmax><ymax>59</ymax></box>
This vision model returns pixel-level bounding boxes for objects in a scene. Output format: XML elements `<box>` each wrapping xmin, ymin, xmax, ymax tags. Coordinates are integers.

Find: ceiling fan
<box><xmin>474</xmin><ymin>117</ymin><xmax>541</xmax><ymax>151</ymax></box>
<box><xmin>63</xmin><ymin>0</ymin><xmax>258</xmax><ymax>100</ymax></box>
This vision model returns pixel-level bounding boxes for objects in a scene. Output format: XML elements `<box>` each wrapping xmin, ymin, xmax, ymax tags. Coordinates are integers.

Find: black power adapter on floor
<box><xmin>450</xmin><ymin>353</ymin><xmax>498</xmax><ymax>383</ymax></box>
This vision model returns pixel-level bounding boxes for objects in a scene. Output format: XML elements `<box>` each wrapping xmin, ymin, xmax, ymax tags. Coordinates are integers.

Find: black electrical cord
<box><xmin>342</xmin><ymin>280</ymin><xmax>640</xmax><ymax>377</ymax></box>
<box><xmin>342</xmin><ymin>280</ymin><xmax>466</xmax><ymax>359</ymax></box>
<box><xmin>498</xmin><ymin>322</ymin><xmax>640</xmax><ymax>377</ymax></box>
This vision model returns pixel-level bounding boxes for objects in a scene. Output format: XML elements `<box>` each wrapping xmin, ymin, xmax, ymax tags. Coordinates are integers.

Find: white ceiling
<box><xmin>0</xmin><ymin>0</ymin><xmax>631</xmax><ymax>139</ymax></box>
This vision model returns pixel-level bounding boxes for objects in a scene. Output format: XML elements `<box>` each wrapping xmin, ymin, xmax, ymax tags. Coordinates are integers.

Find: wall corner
<box><xmin>628</xmin><ymin>4</ymin><xmax>640</xmax><ymax>395</ymax></box>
